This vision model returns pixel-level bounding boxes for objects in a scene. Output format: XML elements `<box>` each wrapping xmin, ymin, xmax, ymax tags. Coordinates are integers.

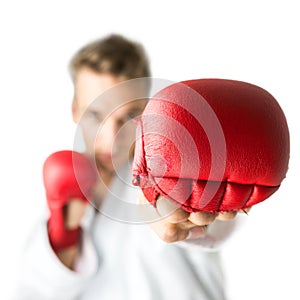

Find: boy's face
<box><xmin>72</xmin><ymin>68</ymin><xmax>147</xmax><ymax>173</ymax></box>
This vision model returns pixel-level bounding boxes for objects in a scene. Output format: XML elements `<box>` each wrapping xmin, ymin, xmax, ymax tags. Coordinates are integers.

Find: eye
<box><xmin>126</xmin><ymin>109</ymin><xmax>143</xmax><ymax>121</ymax></box>
<box><xmin>115</xmin><ymin>113</ymin><xmax>136</xmax><ymax>128</ymax></box>
<box><xmin>126</xmin><ymin>112</ymin><xmax>137</xmax><ymax>121</ymax></box>
<box><xmin>87</xmin><ymin>110</ymin><xmax>103</xmax><ymax>123</ymax></box>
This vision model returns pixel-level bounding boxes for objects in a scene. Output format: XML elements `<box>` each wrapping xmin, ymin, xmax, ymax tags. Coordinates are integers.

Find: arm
<box><xmin>14</xmin><ymin>151</ymin><xmax>99</xmax><ymax>299</ymax></box>
<box><xmin>14</xmin><ymin>207</ymin><xmax>98</xmax><ymax>300</ymax></box>
<box><xmin>43</xmin><ymin>150</ymin><xmax>97</xmax><ymax>269</ymax></box>
<box><xmin>53</xmin><ymin>199</ymin><xmax>88</xmax><ymax>269</ymax></box>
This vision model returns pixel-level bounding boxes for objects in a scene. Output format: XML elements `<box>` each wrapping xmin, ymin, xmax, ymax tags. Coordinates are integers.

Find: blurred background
<box><xmin>0</xmin><ymin>0</ymin><xmax>299</xmax><ymax>299</ymax></box>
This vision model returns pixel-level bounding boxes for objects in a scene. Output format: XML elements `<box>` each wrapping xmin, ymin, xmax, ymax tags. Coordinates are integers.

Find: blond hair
<box><xmin>69</xmin><ymin>34</ymin><xmax>151</xmax><ymax>81</ymax></box>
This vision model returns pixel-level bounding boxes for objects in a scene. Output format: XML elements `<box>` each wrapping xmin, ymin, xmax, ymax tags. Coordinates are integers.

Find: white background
<box><xmin>0</xmin><ymin>0</ymin><xmax>299</xmax><ymax>299</ymax></box>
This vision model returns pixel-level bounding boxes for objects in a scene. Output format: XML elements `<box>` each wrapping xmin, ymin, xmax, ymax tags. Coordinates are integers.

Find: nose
<box><xmin>96</xmin><ymin>118</ymin><xmax>119</xmax><ymax>153</ymax></box>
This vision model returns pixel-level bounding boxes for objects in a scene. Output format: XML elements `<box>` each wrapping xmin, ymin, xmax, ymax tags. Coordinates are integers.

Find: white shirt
<box><xmin>15</xmin><ymin>164</ymin><xmax>241</xmax><ymax>300</ymax></box>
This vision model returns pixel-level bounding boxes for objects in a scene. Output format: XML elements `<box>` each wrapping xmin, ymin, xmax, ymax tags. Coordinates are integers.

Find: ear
<box><xmin>72</xmin><ymin>99</ymin><xmax>79</xmax><ymax>123</ymax></box>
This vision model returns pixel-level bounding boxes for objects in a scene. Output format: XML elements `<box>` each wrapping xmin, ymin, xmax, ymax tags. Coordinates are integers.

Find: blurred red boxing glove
<box><xmin>132</xmin><ymin>79</ymin><xmax>290</xmax><ymax>212</ymax></box>
<box><xmin>43</xmin><ymin>150</ymin><xmax>97</xmax><ymax>252</ymax></box>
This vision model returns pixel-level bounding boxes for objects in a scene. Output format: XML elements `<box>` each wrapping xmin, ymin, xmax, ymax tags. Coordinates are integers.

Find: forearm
<box><xmin>15</xmin><ymin>218</ymin><xmax>98</xmax><ymax>300</ymax></box>
<box><xmin>55</xmin><ymin>244</ymin><xmax>81</xmax><ymax>270</ymax></box>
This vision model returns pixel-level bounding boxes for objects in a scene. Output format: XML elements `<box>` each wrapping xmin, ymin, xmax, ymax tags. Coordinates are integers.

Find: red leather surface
<box><xmin>132</xmin><ymin>79</ymin><xmax>290</xmax><ymax>212</ymax></box>
<box><xmin>43</xmin><ymin>150</ymin><xmax>97</xmax><ymax>251</ymax></box>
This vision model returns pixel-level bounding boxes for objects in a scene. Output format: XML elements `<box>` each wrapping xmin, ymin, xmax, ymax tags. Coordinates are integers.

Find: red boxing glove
<box><xmin>132</xmin><ymin>79</ymin><xmax>290</xmax><ymax>212</ymax></box>
<box><xmin>43</xmin><ymin>150</ymin><xmax>97</xmax><ymax>252</ymax></box>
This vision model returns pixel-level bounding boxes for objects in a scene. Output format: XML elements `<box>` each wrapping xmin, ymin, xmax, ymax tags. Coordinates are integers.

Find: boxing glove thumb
<box><xmin>43</xmin><ymin>150</ymin><xmax>97</xmax><ymax>252</ymax></box>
